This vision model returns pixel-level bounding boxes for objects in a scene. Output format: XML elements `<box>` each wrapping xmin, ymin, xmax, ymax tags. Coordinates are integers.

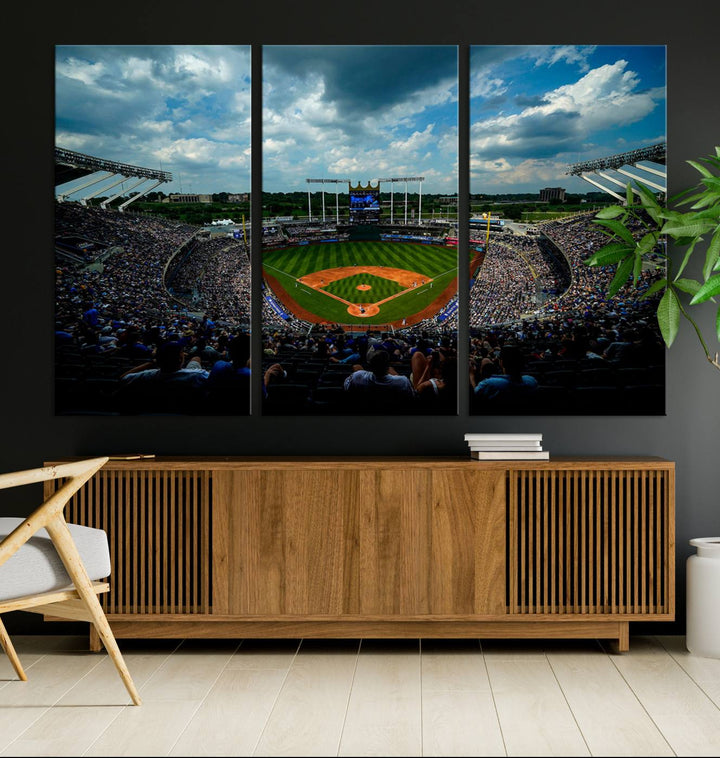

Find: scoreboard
<box><xmin>349</xmin><ymin>181</ymin><xmax>380</xmax><ymax>224</ymax></box>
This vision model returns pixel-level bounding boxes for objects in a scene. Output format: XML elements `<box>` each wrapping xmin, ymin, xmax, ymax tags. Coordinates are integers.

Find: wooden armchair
<box><xmin>0</xmin><ymin>457</ymin><xmax>141</xmax><ymax>705</ymax></box>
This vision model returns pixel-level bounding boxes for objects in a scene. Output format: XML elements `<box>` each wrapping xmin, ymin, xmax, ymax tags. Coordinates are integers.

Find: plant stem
<box><xmin>674</xmin><ymin>293</ymin><xmax>720</xmax><ymax>373</ymax></box>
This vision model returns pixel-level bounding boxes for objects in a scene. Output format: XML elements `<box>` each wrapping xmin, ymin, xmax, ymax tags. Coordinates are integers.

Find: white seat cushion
<box><xmin>0</xmin><ymin>517</ymin><xmax>111</xmax><ymax>602</ymax></box>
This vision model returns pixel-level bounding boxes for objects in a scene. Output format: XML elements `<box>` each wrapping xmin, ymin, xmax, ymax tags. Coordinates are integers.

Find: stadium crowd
<box><xmin>169</xmin><ymin>237</ymin><xmax>251</xmax><ymax>324</ymax></box>
<box><xmin>55</xmin><ymin>203</ymin><xmax>253</xmax><ymax>414</ymax></box>
<box><xmin>469</xmin><ymin>212</ymin><xmax>665</xmax><ymax>414</ymax></box>
<box><xmin>261</xmin><ymin>326</ymin><xmax>457</xmax><ymax>414</ymax></box>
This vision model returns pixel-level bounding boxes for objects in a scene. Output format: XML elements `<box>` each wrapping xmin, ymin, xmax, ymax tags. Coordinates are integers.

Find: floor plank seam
<box><xmin>544</xmin><ymin>649</ymin><xmax>592</xmax><ymax>756</ymax></box>
<box><xmin>480</xmin><ymin>641</ymin><xmax>509</xmax><ymax>757</ymax></box>
<box><xmin>80</xmin><ymin>639</ymin><xmax>183</xmax><ymax>757</ymax></box>
<box><xmin>605</xmin><ymin>637</ymin><xmax>678</xmax><ymax>757</ymax></box>
<box><xmin>656</xmin><ymin>635</ymin><xmax>720</xmax><ymax>717</ymax></box>
<box><xmin>336</xmin><ymin>638</ymin><xmax>363</xmax><ymax>758</ymax></box>
<box><xmin>250</xmin><ymin>638</ymin><xmax>302</xmax><ymax>757</ymax></box>
<box><xmin>166</xmin><ymin>639</ymin><xmax>243</xmax><ymax>757</ymax></box>
<box><xmin>2</xmin><ymin>651</ymin><xmax>105</xmax><ymax>757</ymax></box>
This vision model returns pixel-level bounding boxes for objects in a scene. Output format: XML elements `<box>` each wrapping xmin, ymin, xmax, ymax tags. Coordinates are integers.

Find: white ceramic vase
<box><xmin>686</xmin><ymin>537</ymin><xmax>720</xmax><ymax>658</ymax></box>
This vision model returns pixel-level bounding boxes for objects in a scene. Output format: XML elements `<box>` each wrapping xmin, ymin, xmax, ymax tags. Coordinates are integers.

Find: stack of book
<box><xmin>464</xmin><ymin>433</ymin><xmax>549</xmax><ymax>460</ymax></box>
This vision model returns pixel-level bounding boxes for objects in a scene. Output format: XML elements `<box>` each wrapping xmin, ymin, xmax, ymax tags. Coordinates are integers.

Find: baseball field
<box><xmin>263</xmin><ymin>240</ymin><xmax>457</xmax><ymax>326</ymax></box>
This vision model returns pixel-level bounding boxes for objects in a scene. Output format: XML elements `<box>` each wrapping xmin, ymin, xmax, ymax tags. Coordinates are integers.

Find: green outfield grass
<box><xmin>323</xmin><ymin>274</ymin><xmax>404</xmax><ymax>304</ymax></box>
<box><xmin>263</xmin><ymin>241</ymin><xmax>457</xmax><ymax>324</ymax></box>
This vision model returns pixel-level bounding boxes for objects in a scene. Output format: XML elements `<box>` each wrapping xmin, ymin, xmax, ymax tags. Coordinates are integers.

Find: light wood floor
<box><xmin>1</xmin><ymin>634</ymin><xmax>719</xmax><ymax>756</ymax></box>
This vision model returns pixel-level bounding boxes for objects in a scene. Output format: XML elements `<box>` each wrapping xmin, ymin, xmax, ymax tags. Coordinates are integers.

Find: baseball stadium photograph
<box><xmin>260</xmin><ymin>45</ymin><xmax>459</xmax><ymax>415</ymax></box>
<box><xmin>54</xmin><ymin>46</ymin><xmax>253</xmax><ymax>416</ymax></box>
<box><xmin>53</xmin><ymin>43</ymin><xmax>666</xmax><ymax>419</ymax></box>
<box><xmin>467</xmin><ymin>45</ymin><xmax>667</xmax><ymax>416</ymax></box>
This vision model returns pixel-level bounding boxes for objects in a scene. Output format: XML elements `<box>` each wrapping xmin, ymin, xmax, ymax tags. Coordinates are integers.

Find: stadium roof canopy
<box><xmin>566</xmin><ymin>143</ymin><xmax>666</xmax><ymax>204</ymax></box>
<box><xmin>55</xmin><ymin>147</ymin><xmax>173</xmax><ymax>211</ymax></box>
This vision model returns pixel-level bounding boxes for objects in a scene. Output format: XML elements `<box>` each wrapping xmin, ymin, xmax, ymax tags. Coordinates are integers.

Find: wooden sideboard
<box><xmin>43</xmin><ymin>456</ymin><xmax>675</xmax><ymax>651</ymax></box>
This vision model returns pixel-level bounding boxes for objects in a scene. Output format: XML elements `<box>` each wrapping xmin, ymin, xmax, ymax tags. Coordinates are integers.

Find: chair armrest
<box><xmin>0</xmin><ymin>457</ymin><xmax>108</xmax><ymax>569</ymax></box>
<box><xmin>0</xmin><ymin>457</ymin><xmax>108</xmax><ymax>491</ymax></box>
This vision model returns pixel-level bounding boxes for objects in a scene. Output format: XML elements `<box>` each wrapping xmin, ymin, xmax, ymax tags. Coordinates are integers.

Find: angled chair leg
<box><xmin>0</xmin><ymin>617</ymin><xmax>27</xmax><ymax>681</ymax></box>
<box><xmin>45</xmin><ymin>516</ymin><xmax>142</xmax><ymax>705</ymax></box>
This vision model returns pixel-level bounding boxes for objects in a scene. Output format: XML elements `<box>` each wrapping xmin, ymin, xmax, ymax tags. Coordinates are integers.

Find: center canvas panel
<box><xmin>261</xmin><ymin>45</ymin><xmax>459</xmax><ymax>415</ymax></box>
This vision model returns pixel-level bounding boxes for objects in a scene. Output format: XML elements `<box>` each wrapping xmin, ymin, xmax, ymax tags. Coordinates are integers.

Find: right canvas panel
<box><xmin>469</xmin><ymin>45</ymin><xmax>667</xmax><ymax>415</ymax></box>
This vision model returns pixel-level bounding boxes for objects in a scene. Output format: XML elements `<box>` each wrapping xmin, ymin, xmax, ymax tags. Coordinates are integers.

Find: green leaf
<box><xmin>632</xmin><ymin>252</ymin><xmax>643</xmax><ymax>285</ymax></box>
<box><xmin>608</xmin><ymin>256</ymin><xmax>635</xmax><ymax>297</ymax></box>
<box><xmin>703</xmin><ymin>226</ymin><xmax>720</xmax><ymax>280</ymax></box>
<box><xmin>640</xmin><ymin>278</ymin><xmax>668</xmax><ymax>300</ymax></box>
<box><xmin>657</xmin><ymin>288</ymin><xmax>680</xmax><ymax>348</ymax></box>
<box><xmin>690</xmin><ymin>192</ymin><xmax>720</xmax><ymax>210</ymax></box>
<box><xmin>626</xmin><ymin>182</ymin><xmax>634</xmax><ymax>208</ymax></box>
<box><xmin>675</xmin><ymin>238</ymin><xmax>701</xmax><ymax>279</ymax></box>
<box><xmin>636</xmin><ymin>232</ymin><xmax>660</xmax><ymax>256</ymax></box>
<box><xmin>594</xmin><ymin>218</ymin><xmax>636</xmax><ymax>246</ymax></box>
<box><xmin>688</xmin><ymin>159</ymin><xmax>714</xmax><ymax>178</ymax></box>
<box><xmin>690</xmin><ymin>274</ymin><xmax>720</xmax><ymax>304</ymax></box>
<box><xmin>700</xmin><ymin>176</ymin><xmax>720</xmax><ymax>192</ymax></box>
<box><xmin>635</xmin><ymin>183</ymin><xmax>663</xmax><ymax>224</ymax></box>
<box><xmin>584</xmin><ymin>242</ymin><xmax>634</xmax><ymax>267</ymax></box>
<box><xmin>662</xmin><ymin>218</ymin><xmax>715</xmax><ymax>239</ymax></box>
<box><xmin>717</xmin><ymin>305</ymin><xmax>720</xmax><ymax>343</ymax></box>
<box><xmin>673</xmin><ymin>278</ymin><xmax>701</xmax><ymax>296</ymax></box>
<box><xmin>595</xmin><ymin>205</ymin><xmax>625</xmax><ymax>219</ymax></box>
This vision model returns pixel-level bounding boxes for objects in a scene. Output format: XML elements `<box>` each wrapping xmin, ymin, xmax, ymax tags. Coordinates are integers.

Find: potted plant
<box><xmin>585</xmin><ymin>146</ymin><xmax>720</xmax><ymax>372</ymax></box>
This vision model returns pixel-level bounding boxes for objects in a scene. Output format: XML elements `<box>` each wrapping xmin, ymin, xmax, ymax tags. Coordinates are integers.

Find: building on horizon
<box><xmin>539</xmin><ymin>187</ymin><xmax>566</xmax><ymax>203</ymax></box>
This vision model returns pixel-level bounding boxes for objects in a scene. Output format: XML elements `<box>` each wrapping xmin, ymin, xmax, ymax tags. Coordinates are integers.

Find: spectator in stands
<box><xmin>471</xmin><ymin>343</ymin><xmax>538</xmax><ymax>411</ymax></box>
<box><xmin>116</xmin><ymin>326</ymin><xmax>152</xmax><ymax>359</ymax></box>
<box><xmin>411</xmin><ymin>348</ymin><xmax>457</xmax><ymax>412</ymax></box>
<box><xmin>343</xmin><ymin>349</ymin><xmax>415</xmax><ymax>411</ymax></box>
<box><xmin>117</xmin><ymin>341</ymin><xmax>209</xmax><ymax>414</ymax></box>
<box><xmin>205</xmin><ymin>333</ymin><xmax>251</xmax><ymax>414</ymax></box>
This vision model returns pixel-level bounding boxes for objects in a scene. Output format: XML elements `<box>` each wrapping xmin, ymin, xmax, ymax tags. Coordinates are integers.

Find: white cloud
<box><xmin>56</xmin><ymin>57</ymin><xmax>107</xmax><ymax>88</ymax></box>
<box><xmin>472</xmin><ymin>157</ymin><xmax>568</xmax><ymax>187</ymax></box>
<box><xmin>533</xmin><ymin>45</ymin><xmax>598</xmax><ymax>72</ymax></box>
<box><xmin>471</xmin><ymin>59</ymin><xmax>664</xmax><ymax>163</ymax></box>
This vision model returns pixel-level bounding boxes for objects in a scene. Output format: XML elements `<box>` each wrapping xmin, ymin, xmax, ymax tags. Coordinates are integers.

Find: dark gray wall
<box><xmin>3</xmin><ymin>1</ymin><xmax>718</xmax><ymax>635</ymax></box>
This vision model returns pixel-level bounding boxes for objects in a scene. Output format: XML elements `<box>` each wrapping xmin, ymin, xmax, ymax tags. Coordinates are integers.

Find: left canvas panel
<box><xmin>54</xmin><ymin>45</ymin><xmax>252</xmax><ymax>415</ymax></box>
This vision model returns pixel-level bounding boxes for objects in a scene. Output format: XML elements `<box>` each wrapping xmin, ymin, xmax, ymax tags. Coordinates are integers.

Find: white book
<box><xmin>464</xmin><ymin>433</ymin><xmax>542</xmax><ymax>441</ymax></box>
<box><xmin>469</xmin><ymin>445</ymin><xmax>543</xmax><ymax>452</ymax></box>
<box><xmin>468</xmin><ymin>440</ymin><xmax>542</xmax><ymax>447</ymax></box>
<box><xmin>471</xmin><ymin>450</ymin><xmax>550</xmax><ymax>460</ymax></box>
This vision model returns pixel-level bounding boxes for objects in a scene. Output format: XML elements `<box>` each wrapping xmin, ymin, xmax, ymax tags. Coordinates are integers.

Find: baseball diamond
<box><xmin>263</xmin><ymin>241</ymin><xmax>457</xmax><ymax>326</ymax></box>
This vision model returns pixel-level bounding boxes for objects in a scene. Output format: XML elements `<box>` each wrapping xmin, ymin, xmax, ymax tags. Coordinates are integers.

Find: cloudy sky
<box><xmin>470</xmin><ymin>45</ymin><xmax>666</xmax><ymax>194</ymax></box>
<box><xmin>55</xmin><ymin>45</ymin><xmax>664</xmax><ymax>199</ymax></box>
<box><xmin>55</xmin><ymin>45</ymin><xmax>251</xmax><ymax>196</ymax></box>
<box><xmin>262</xmin><ymin>45</ymin><xmax>458</xmax><ymax>194</ymax></box>
<box><xmin>55</xmin><ymin>44</ymin><xmax>458</xmax><ymax>198</ymax></box>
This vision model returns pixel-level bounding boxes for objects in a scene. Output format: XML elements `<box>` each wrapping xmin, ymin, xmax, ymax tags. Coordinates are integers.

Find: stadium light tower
<box><xmin>306</xmin><ymin>179</ymin><xmax>350</xmax><ymax>224</ymax></box>
<box><xmin>375</xmin><ymin>177</ymin><xmax>425</xmax><ymax>225</ymax></box>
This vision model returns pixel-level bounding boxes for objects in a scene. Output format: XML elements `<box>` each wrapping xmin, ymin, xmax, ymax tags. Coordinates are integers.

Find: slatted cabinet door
<box><xmin>50</xmin><ymin>466</ymin><xmax>212</xmax><ymax>616</ymax></box>
<box><xmin>507</xmin><ymin>466</ymin><xmax>674</xmax><ymax>618</ymax></box>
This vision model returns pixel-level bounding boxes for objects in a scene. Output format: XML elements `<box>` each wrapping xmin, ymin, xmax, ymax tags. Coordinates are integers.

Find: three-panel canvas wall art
<box><xmin>54</xmin><ymin>44</ymin><xmax>667</xmax><ymax>416</ymax></box>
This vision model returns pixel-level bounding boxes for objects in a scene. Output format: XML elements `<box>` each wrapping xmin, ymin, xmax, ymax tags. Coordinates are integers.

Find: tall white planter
<box><xmin>686</xmin><ymin>537</ymin><xmax>720</xmax><ymax>658</ymax></box>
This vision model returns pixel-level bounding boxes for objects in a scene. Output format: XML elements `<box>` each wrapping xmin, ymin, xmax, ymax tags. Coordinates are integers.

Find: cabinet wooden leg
<box><xmin>89</xmin><ymin>625</ymin><xmax>101</xmax><ymax>652</ymax></box>
<box><xmin>606</xmin><ymin>622</ymin><xmax>630</xmax><ymax>654</ymax></box>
